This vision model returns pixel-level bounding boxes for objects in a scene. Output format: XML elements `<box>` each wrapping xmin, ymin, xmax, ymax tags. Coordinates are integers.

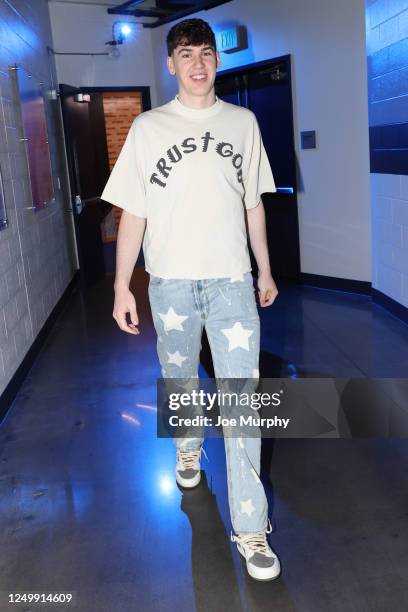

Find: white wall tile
<box><xmin>399</xmin><ymin>9</ymin><xmax>408</xmax><ymax>37</ymax></box>
<box><xmin>5</xmin><ymin>264</ymin><xmax>20</xmax><ymax>299</ymax></box>
<box><xmin>0</xmin><ymin>275</ymin><xmax>8</xmax><ymax>308</ymax></box>
<box><xmin>393</xmin><ymin>245</ymin><xmax>408</xmax><ymax>273</ymax></box>
<box><xmin>369</xmin><ymin>0</ymin><xmax>390</xmax><ymax>28</ymax></box>
<box><xmin>401</xmin><ymin>174</ymin><xmax>408</xmax><ymax>199</ymax></box>
<box><xmin>402</xmin><ymin>224</ymin><xmax>408</xmax><ymax>246</ymax></box>
<box><xmin>378</xmin><ymin>261</ymin><xmax>403</xmax><ymax>300</ymax></box>
<box><xmin>393</xmin><ymin>198</ymin><xmax>408</xmax><ymax>226</ymax></box>
<box><xmin>377</xmin><ymin>173</ymin><xmax>401</xmax><ymax>197</ymax></box>
<box><xmin>0</xmin><ymin>240</ymin><xmax>11</xmax><ymax>274</ymax></box>
<box><xmin>389</xmin><ymin>0</ymin><xmax>408</xmax><ymax>17</ymax></box>
<box><xmin>379</xmin><ymin>14</ymin><xmax>399</xmax><ymax>41</ymax></box>
<box><xmin>372</xmin><ymin>195</ymin><xmax>393</xmax><ymax>220</ymax></box>
<box><xmin>0</xmin><ymin>331</ymin><xmax>17</xmax><ymax>377</ymax></box>
<box><xmin>375</xmin><ymin>237</ymin><xmax>394</xmax><ymax>266</ymax></box>
<box><xmin>3</xmin><ymin>295</ymin><xmax>19</xmax><ymax>333</ymax></box>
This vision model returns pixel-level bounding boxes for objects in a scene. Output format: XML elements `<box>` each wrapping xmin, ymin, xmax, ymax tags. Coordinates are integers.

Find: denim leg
<box><xmin>204</xmin><ymin>272</ymin><xmax>268</xmax><ymax>534</ymax></box>
<box><xmin>148</xmin><ymin>276</ymin><xmax>204</xmax><ymax>451</ymax></box>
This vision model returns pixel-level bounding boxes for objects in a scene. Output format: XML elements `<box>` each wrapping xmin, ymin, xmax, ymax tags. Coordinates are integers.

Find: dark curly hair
<box><xmin>166</xmin><ymin>18</ymin><xmax>217</xmax><ymax>56</ymax></box>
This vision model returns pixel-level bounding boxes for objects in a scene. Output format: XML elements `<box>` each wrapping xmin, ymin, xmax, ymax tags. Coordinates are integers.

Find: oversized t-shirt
<box><xmin>100</xmin><ymin>94</ymin><xmax>276</xmax><ymax>279</ymax></box>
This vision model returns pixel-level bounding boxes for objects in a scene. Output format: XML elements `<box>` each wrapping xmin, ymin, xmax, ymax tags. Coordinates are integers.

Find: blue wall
<box><xmin>367</xmin><ymin>1</ymin><xmax>408</xmax><ymax>174</ymax></box>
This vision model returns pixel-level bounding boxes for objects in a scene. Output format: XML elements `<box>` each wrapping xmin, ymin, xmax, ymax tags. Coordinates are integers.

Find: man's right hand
<box><xmin>113</xmin><ymin>286</ymin><xmax>140</xmax><ymax>335</ymax></box>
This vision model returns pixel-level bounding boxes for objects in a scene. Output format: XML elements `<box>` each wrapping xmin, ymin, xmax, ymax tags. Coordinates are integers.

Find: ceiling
<box><xmin>47</xmin><ymin>0</ymin><xmax>158</xmax><ymax>8</ymax></box>
<box><xmin>48</xmin><ymin>0</ymin><xmax>233</xmax><ymax>28</ymax></box>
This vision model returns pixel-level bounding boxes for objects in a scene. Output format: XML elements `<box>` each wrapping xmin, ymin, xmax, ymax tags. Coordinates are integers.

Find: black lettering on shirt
<box><xmin>149</xmin><ymin>130</ymin><xmax>245</xmax><ymax>189</ymax></box>
<box><xmin>181</xmin><ymin>137</ymin><xmax>197</xmax><ymax>153</ymax></box>
<box><xmin>157</xmin><ymin>158</ymin><xmax>172</xmax><ymax>177</ymax></box>
<box><xmin>201</xmin><ymin>131</ymin><xmax>215</xmax><ymax>152</ymax></box>
<box><xmin>150</xmin><ymin>173</ymin><xmax>166</xmax><ymax>188</ymax></box>
<box><xmin>167</xmin><ymin>145</ymin><xmax>182</xmax><ymax>163</ymax></box>
<box><xmin>216</xmin><ymin>142</ymin><xmax>233</xmax><ymax>157</ymax></box>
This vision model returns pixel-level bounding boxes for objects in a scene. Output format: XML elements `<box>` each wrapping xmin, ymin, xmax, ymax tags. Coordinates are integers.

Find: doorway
<box><xmin>215</xmin><ymin>54</ymin><xmax>300</xmax><ymax>281</ymax></box>
<box><xmin>59</xmin><ymin>85</ymin><xmax>151</xmax><ymax>289</ymax></box>
<box><xmin>99</xmin><ymin>91</ymin><xmax>145</xmax><ymax>273</ymax></box>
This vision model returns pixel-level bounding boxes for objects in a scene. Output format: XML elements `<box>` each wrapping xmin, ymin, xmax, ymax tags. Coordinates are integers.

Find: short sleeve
<box><xmin>243</xmin><ymin>115</ymin><xmax>277</xmax><ymax>209</ymax></box>
<box><xmin>100</xmin><ymin>118</ymin><xmax>147</xmax><ymax>218</ymax></box>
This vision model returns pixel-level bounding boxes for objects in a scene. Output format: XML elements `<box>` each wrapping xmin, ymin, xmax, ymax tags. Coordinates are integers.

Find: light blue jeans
<box><xmin>148</xmin><ymin>271</ymin><xmax>269</xmax><ymax>534</ymax></box>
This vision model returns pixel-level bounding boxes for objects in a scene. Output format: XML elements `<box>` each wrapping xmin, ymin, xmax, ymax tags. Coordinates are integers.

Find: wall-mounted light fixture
<box><xmin>105</xmin><ymin>20</ymin><xmax>136</xmax><ymax>57</ymax></box>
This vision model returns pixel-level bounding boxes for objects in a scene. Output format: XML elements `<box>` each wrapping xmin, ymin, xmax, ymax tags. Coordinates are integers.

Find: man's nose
<box><xmin>193</xmin><ymin>56</ymin><xmax>205</xmax><ymax>68</ymax></box>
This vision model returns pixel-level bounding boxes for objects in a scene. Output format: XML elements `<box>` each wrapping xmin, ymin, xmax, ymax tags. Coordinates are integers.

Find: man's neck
<box><xmin>177</xmin><ymin>90</ymin><xmax>216</xmax><ymax>109</ymax></box>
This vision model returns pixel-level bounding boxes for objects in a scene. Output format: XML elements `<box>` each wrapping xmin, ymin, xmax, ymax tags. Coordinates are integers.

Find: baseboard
<box><xmin>0</xmin><ymin>271</ymin><xmax>80</xmax><ymax>426</ymax></box>
<box><xmin>300</xmin><ymin>273</ymin><xmax>372</xmax><ymax>295</ymax></box>
<box><xmin>371</xmin><ymin>288</ymin><xmax>408</xmax><ymax>325</ymax></box>
<box><xmin>301</xmin><ymin>272</ymin><xmax>408</xmax><ymax>323</ymax></box>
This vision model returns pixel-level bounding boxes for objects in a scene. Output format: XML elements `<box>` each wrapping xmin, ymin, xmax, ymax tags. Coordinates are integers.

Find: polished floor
<box><xmin>1</xmin><ymin>268</ymin><xmax>408</xmax><ymax>612</ymax></box>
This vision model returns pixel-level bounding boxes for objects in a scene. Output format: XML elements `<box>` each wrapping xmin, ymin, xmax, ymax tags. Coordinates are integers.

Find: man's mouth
<box><xmin>190</xmin><ymin>73</ymin><xmax>207</xmax><ymax>82</ymax></box>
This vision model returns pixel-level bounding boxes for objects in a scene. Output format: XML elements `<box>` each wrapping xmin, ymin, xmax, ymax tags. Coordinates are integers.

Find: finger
<box><xmin>259</xmin><ymin>290</ymin><xmax>276</xmax><ymax>307</ymax></box>
<box><xmin>266</xmin><ymin>292</ymin><xmax>278</xmax><ymax>306</ymax></box>
<box><xmin>128</xmin><ymin>307</ymin><xmax>139</xmax><ymax>328</ymax></box>
<box><xmin>125</xmin><ymin>322</ymin><xmax>140</xmax><ymax>334</ymax></box>
<box><xmin>115</xmin><ymin>311</ymin><xmax>139</xmax><ymax>334</ymax></box>
<box><xmin>126</xmin><ymin>314</ymin><xmax>140</xmax><ymax>334</ymax></box>
<box><xmin>258</xmin><ymin>290</ymin><xmax>267</xmax><ymax>307</ymax></box>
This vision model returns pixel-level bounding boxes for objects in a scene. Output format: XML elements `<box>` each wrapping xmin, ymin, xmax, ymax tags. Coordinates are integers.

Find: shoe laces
<box><xmin>230</xmin><ymin>518</ymin><xmax>273</xmax><ymax>554</ymax></box>
<box><xmin>178</xmin><ymin>446</ymin><xmax>208</xmax><ymax>469</ymax></box>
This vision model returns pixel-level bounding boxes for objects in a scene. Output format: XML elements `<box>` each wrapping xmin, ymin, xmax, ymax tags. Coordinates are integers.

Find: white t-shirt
<box><xmin>100</xmin><ymin>94</ymin><xmax>276</xmax><ymax>279</ymax></box>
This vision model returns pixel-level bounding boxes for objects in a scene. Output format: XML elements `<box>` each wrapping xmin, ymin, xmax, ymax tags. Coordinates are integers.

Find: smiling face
<box><xmin>167</xmin><ymin>43</ymin><xmax>221</xmax><ymax>102</ymax></box>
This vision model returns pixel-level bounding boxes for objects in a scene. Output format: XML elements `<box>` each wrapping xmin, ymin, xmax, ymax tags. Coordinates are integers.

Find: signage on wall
<box><xmin>216</xmin><ymin>26</ymin><xmax>247</xmax><ymax>53</ymax></box>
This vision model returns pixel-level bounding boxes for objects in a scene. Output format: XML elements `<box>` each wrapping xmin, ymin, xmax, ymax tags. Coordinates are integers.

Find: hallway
<box><xmin>1</xmin><ymin>269</ymin><xmax>408</xmax><ymax>612</ymax></box>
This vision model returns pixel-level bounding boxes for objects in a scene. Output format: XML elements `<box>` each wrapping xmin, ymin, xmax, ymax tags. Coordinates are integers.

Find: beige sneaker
<box><xmin>175</xmin><ymin>446</ymin><xmax>208</xmax><ymax>488</ymax></box>
<box><xmin>231</xmin><ymin>519</ymin><xmax>281</xmax><ymax>581</ymax></box>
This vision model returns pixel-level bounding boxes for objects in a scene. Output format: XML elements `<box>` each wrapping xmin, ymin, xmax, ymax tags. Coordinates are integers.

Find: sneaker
<box><xmin>175</xmin><ymin>446</ymin><xmax>208</xmax><ymax>488</ymax></box>
<box><xmin>231</xmin><ymin>519</ymin><xmax>281</xmax><ymax>581</ymax></box>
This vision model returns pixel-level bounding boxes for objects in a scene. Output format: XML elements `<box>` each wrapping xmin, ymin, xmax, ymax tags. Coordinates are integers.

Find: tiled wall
<box><xmin>0</xmin><ymin>0</ymin><xmax>77</xmax><ymax>395</ymax></box>
<box><xmin>370</xmin><ymin>173</ymin><xmax>408</xmax><ymax>305</ymax></box>
<box><xmin>366</xmin><ymin>0</ymin><xmax>408</xmax><ymax>307</ymax></box>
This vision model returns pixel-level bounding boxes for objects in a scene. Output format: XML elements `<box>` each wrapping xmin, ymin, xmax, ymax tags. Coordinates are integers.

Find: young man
<box><xmin>101</xmin><ymin>18</ymin><xmax>280</xmax><ymax>582</ymax></box>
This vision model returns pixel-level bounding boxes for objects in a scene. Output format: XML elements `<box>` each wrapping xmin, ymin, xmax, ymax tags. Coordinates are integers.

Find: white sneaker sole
<box><xmin>175</xmin><ymin>470</ymin><xmax>201</xmax><ymax>488</ymax></box>
<box><xmin>236</xmin><ymin>543</ymin><xmax>281</xmax><ymax>581</ymax></box>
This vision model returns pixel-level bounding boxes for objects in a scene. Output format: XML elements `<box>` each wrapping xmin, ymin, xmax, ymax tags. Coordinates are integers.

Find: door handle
<box><xmin>81</xmin><ymin>196</ymin><xmax>101</xmax><ymax>205</ymax></box>
<box><xmin>74</xmin><ymin>195</ymin><xmax>101</xmax><ymax>214</ymax></box>
<box><xmin>74</xmin><ymin>194</ymin><xmax>83</xmax><ymax>214</ymax></box>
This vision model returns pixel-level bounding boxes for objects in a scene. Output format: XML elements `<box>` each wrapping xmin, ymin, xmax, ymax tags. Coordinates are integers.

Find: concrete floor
<box><xmin>1</xmin><ymin>268</ymin><xmax>408</xmax><ymax>612</ymax></box>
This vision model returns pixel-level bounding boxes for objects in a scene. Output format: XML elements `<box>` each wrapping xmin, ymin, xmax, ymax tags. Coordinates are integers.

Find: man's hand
<box><xmin>257</xmin><ymin>271</ymin><xmax>279</xmax><ymax>307</ymax></box>
<box><xmin>246</xmin><ymin>201</ymin><xmax>278</xmax><ymax>307</ymax></box>
<box><xmin>113</xmin><ymin>286</ymin><xmax>140</xmax><ymax>335</ymax></box>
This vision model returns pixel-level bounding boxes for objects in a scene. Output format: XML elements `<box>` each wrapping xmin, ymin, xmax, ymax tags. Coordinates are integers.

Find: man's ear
<box><xmin>216</xmin><ymin>51</ymin><xmax>221</xmax><ymax>69</ymax></box>
<box><xmin>167</xmin><ymin>54</ymin><xmax>175</xmax><ymax>75</ymax></box>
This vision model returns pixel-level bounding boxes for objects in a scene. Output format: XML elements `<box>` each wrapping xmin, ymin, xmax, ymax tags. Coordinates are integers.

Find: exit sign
<box><xmin>217</xmin><ymin>27</ymin><xmax>240</xmax><ymax>53</ymax></box>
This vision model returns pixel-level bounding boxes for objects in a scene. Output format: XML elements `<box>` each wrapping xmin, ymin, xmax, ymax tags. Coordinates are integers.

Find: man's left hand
<box><xmin>257</xmin><ymin>272</ymin><xmax>279</xmax><ymax>307</ymax></box>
